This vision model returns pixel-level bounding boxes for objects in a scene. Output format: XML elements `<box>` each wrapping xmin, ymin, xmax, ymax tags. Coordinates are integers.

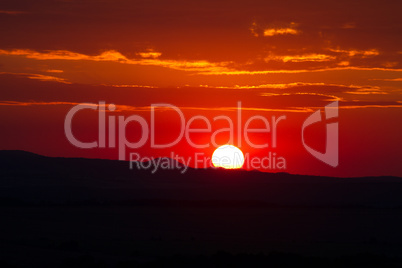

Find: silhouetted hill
<box><xmin>1</xmin><ymin>151</ymin><xmax>402</xmax><ymax>267</ymax></box>
<box><xmin>0</xmin><ymin>150</ymin><xmax>401</xmax><ymax>207</ymax></box>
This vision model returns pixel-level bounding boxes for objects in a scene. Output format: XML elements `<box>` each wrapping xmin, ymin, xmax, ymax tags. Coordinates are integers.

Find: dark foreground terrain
<box><xmin>1</xmin><ymin>150</ymin><xmax>402</xmax><ymax>267</ymax></box>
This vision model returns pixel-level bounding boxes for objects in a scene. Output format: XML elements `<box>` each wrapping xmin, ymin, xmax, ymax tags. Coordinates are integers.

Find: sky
<box><xmin>0</xmin><ymin>0</ymin><xmax>401</xmax><ymax>177</ymax></box>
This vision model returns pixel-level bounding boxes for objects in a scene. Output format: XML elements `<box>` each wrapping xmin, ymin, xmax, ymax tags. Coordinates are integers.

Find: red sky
<box><xmin>0</xmin><ymin>0</ymin><xmax>401</xmax><ymax>177</ymax></box>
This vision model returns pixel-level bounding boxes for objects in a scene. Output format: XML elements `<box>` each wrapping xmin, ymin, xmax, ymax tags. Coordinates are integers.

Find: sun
<box><xmin>212</xmin><ymin>145</ymin><xmax>245</xmax><ymax>169</ymax></box>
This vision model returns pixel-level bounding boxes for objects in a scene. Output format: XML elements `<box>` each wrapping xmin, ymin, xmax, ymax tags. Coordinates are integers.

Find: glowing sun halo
<box><xmin>212</xmin><ymin>145</ymin><xmax>245</xmax><ymax>169</ymax></box>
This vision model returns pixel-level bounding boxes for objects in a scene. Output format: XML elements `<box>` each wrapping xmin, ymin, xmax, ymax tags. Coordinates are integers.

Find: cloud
<box><xmin>199</xmin><ymin>66</ymin><xmax>402</xmax><ymax>75</ymax></box>
<box><xmin>263</xmin><ymin>22</ymin><xmax>300</xmax><ymax>37</ymax></box>
<box><xmin>106</xmin><ymin>84</ymin><xmax>157</xmax><ymax>88</ymax></box>
<box><xmin>250</xmin><ymin>21</ymin><xmax>300</xmax><ymax>37</ymax></box>
<box><xmin>45</xmin><ymin>69</ymin><xmax>64</xmax><ymax>73</ymax></box>
<box><xmin>137</xmin><ymin>51</ymin><xmax>162</xmax><ymax>59</ymax></box>
<box><xmin>249</xmin><ymin>22</ymin><xmax>259</xmax><ymax>37</ymax></box>
<box><xmin>26</xmin><ymin>74</ymin><xmax>71</xmax><ymax>84</ymax></box>
<box><xmin>382</xmin><ymin>62</ymin><xmax>399</xmax><ymax>68</ymax></box>
<box><xmin>371</xmin><ymin>78</ymin><xmax>402</xmax><ymax>82</ymax></box>
<box><xmin>0</xmin><ymin>100</ymin><xmax>313</xmax><ymax>113</ymax></box>
<box><xmin>261</xmin><ymin>92</ymin><xmax>342</xmax><ymax>102</ymax></box>
<box><xmin>199</xmin><ymin>82</ymin><xmax>356</xmax><ymax>90</ymax></box>
<box><xmin>337</xmin><ymin>104</ymin><xmax>402</xmax><ymax>109</ymax></box>
<box><xmin>267</xmin><ymin>54</ymin><xmax>335</xmax><ymax>63</ymax></box>
<box><xmin>0</xmin><ymin>49</ymin><xmax>106</xmax><ymax>60</ymax></box>
<box><xmin>0</xmin><ymin>49</ymin><xmax>231</xmax><ymax>73</ymax></box>
<box><xmin>344</xmin><ymin>87</ymin><xmax>387</xmax><ymax>95</ymax></box>
<box><xmin>1</xmin><ymin>48</ymin><xmax>402</xmax><ymax>90</ymax></box>
<box><xmin>338</xmin><ymin>61</ymin><xmax>350</xmax><ymax>66</ymax></box>
<box><xmin>328</xmin><ymin>48</ymin><xmax>380</xmax><ymax>57</ymax></box>
<box><xmin>263</xmin><ymin>27</ymin><xmax>299</xmax><ymax>36</ymax></box>
<box><xmin>341</xmin><ymin>22</ymin><xmax>357</xmax><ymax>29</ymax></box>
<box><xmin>0</xmin><ymin>10</ymin><xmax>26</xmax><ymax>15</ymax></box>
<box><xmin>0</xmin><ymin>49</ymin><xmax>128</xmax><ymax>61</ymax></box>
<box><xmin>1</xmin><ymin>47</ymin><xmax>400</xmax><ymax>80</ymax></box>
<box><xmin>0</xmin><ymin>72</ymin><xmax>70</xmax><ymax>84</ymax></box>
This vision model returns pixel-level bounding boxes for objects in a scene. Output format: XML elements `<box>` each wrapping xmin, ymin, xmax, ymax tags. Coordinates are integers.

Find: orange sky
<box><xmin>0</xmin><ymin>0</ymin><xmax>401</xmax><ymax>177</ymax></box>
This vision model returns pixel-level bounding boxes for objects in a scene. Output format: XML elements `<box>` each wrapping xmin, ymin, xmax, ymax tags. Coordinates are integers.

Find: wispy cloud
<box><xmin>263</xmin><ymin>22</ymin><xmax>300</xmax><ymax>37</ymax></box>
<box><xmin>2</xmin><ymin>100</ymin><xmax>401</xmax><ymax>112</ymax></box>
<box><xmin>0</xmin><ymin>72</ymin><xmax>70</xmax><ymax>84</ymax></box>
<box><xmin>266</xmin><ymin>54</ymin><xmax>335</xmax><ymax>63</ymax></box>
<box><xmin>328</xmin><ymin>48</ymin><xmax>380</xmax><ymax>57</ymax></box>
<box><xmin>199</xmin><ymin>66</ymin><xmax>402</xmax><ymax>75</ymax></box>
<box><xmin>105</xmin><ymin>84</ymin><xmax>157</xmax><ymax>88</ymax></box>
<box><xmin>337</xmin><ymin>104</ymin><xmax>402</xmax><ymax>109</ymax></box>
<box><xmin>0</xmin><ymin>49</ymin><xmax>231</xmax><ymax>73</ymax></box>
<box><xmin>0</xmin><ymin>101</ymin><xmax>313</xmax><ymax>113</ymax></box>
<box><xmin>341</xmin><ymin>22</ymin><xmax>356</xmax><ymax>29</ymax></box>
<box><xmin>0</xmin><ymin>49</ymin><xmax>127</xmax><ymax>61</ymax></box>
<box><xmin>137</xmin><ymin>51</ymin><xmax>162</xmax><ymax>59</ymax></box>
<box><xmin>199</xmin><ymin>82</ymin><xmax>357</xmax><ymax>90</ymax></box>
<box><xmin>344</xmin><ymin>87</ymin><xmax>388</xmax><ymax>95</ymax></box>
<box><xmin>45</xmin><ymin>69</ymin><xmax>64</xmax><ymax>73</ymax></box>
<box><xmin>371</xmin><ymin>78</ymin><xmax>402</xmax><ymax>82</ymax></box>
<box><xmin>0</xmin><ymin>10</ymin><xmax>26</xmax><ymax>15</ymax></box>
<box><xmin>260</xmin><ymin>92</ymin><xmax>342</xmax><ymax>102</ymax></box>
<box><xmin>1</xmin><ymin>48</ymin><xmax>401</xmax><ymax>79</ymax></box>
<box><xmin>264</xmin><ymin>27</ymin><xmax>299</xmax><ymax>36</ymax></box>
